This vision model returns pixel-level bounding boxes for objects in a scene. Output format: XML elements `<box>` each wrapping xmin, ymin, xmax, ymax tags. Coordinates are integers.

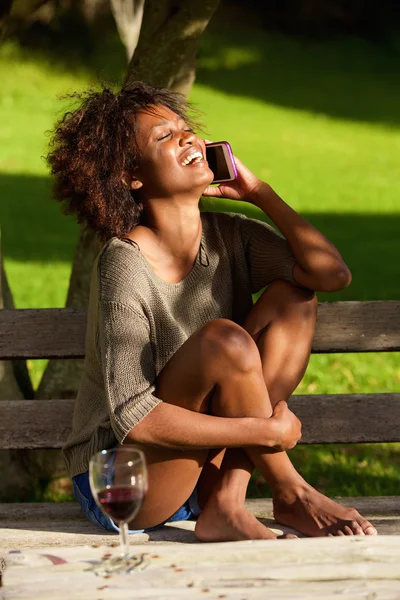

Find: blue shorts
<box><xmin>72</xmin><ymin>471</ymin><xmax>201</xmax><ymax>534</ymax></box>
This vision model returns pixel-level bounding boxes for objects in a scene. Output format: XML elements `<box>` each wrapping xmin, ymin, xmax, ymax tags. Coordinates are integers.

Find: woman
<box><xmin>50</xmin><ymin>82</ymin><xmax>377</xmax><ymax>540</ymax></box>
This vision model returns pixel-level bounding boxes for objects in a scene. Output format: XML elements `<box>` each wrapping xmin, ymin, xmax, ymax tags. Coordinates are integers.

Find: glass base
<box><xmin>89</xmin><ymin>552</ymin><xmax>151</xmax><ymax>576</ymax></box>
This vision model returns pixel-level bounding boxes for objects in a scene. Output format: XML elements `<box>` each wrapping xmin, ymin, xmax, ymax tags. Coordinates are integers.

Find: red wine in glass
<box><xmin>98</xmin><ymin>486</ymin><xmax>142</xmax><ymax>522</ymax></box>
<box><xmin>89</xmin><ymin>447</ymin><xmax>147</xmax><ymax>572</ymax></box>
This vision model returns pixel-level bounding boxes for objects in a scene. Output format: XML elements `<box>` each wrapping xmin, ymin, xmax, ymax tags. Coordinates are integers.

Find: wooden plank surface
<box><xmin>0</xmin><ymin>308</ymin><xmax>87</xmax><ymax>360</ymax></box>
<box><xmin>3</xmin><ymin>537</ymin><xmax>400</xmax><ymax>600</ymax></box>
<box><xmin>1</xmin><ymin>496</ymin><xmax>399</xmax><ymax>544</ymax></box>
<box><xmin>0</xmin><ymin>301</ymin><xmax>399</xmax><ymax>359</ymax></box>
<box><xmin>313</xmin><ymin>300</ymin><xmax>400</xmax><ymax>353</ymax></box>
<box><xmin>1</xmin><ymin>394</ymin><xmax>400</xmax><ymax>450</ymax></box>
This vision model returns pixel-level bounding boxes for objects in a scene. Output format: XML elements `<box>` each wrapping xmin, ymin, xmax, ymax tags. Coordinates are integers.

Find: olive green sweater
<box><xmin>63</xmin><ymin>211</ymin><xmax>296</xmax><ymax>478</ymax></box>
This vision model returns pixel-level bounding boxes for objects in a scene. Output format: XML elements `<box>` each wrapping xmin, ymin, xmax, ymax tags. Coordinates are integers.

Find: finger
<box><xmin>275</xmin><ymin>400</ymin><xmax>288</xmax><ymax>410</ymax></box>
<box><xmin>202</xmin><ymin>185</ymin><xmax>222</xmax><ymax>197</ymax></box>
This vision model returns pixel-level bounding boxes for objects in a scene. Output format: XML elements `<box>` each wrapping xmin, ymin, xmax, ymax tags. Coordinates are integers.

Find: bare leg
<box><xmin>126</xmin><ymin>317</ymin><xmax>281</xmax><ymax>540</ymax></box>
<box><xmin>241</xmin><ymin>280</ymin><xmax>377</xmax><ymax>536</ymax></box>
<box><xmin>195</xmin><ymin>448</ymin><xmax>296</xmax><ymax>541</ymax></box>
<box><xmin>127</xmin><ymin>280</ymin><xmax>376</xmax><ymax>537</ymax></box>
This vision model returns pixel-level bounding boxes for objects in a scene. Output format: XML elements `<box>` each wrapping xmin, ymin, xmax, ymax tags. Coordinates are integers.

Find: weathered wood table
<box><xmin>2</xmin><ymin>535</ymin><xmax>400</xmax><ymax>600</ymax></box>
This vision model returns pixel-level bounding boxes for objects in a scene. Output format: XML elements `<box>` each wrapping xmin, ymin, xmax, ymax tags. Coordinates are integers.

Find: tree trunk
<box><xmin>37</xmin><ymin>224</ymin><xmax>101</xmax><ymax>401</ymax></box>
<box><xmin>110</xmin><ymin>0</ymin><xmax>145</xmax><ymax>62</ymax></box>
<box><xmin>124</xmin><ymin>0</ymin><xmax>220</xmax><ymax>95</ymax></box>
<box><xmin>31</xmin><ymin>226</ymin><xmax>102</xmax><ymax>487</ymax></box>
<box><xmin>33</xmin><ymin>0</ymin><xmax>220</xmax><ymax>491</ymax></box>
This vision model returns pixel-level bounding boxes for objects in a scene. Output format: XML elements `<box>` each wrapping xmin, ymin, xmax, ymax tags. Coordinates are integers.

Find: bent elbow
<box><xmin>328</xmin><ymin>264</ymin><xmax>352</xmax><ymax>291</ymax></box>
<box><xmin>336</xmin><ymin>265</ymin><xmax>352</xmax><ymax>289</ymax></box>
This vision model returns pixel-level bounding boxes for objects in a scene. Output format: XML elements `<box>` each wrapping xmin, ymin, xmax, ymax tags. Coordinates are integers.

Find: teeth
<box><xmin>181</xmin><ymin>150</ymin><xmax>203</xmax><ymax>166</ymax></box>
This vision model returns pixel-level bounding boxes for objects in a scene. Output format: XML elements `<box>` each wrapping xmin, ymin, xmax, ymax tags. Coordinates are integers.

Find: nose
<box><xmin>179</xmin><ymin>129</ymin><xmax>196</xmax><ymax>146</ymax></box>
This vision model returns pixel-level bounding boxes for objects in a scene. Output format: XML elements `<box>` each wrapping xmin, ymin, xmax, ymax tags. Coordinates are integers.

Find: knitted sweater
<box><xmin>63</xmin><ymin>211</ymin><xmax>296</xmax><ymax>478</ymax></box>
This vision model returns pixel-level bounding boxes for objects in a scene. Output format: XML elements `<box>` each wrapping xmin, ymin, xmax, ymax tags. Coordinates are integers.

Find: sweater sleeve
<box><xmin>236</xmin><ymin>213</ymin><xmax>297</xmax><ymax>293</ymax></box>
<box><xmin>98</xmin><ymin>300</ymin><xmax>162</xmax><ymax>443</ymax></box>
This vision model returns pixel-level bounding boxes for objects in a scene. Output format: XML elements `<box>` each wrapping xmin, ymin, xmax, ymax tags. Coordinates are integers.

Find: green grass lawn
<box><xmin>0</xmin><ymin>21</ymin><xmax>399</xmax><ymax>499</ymax></box>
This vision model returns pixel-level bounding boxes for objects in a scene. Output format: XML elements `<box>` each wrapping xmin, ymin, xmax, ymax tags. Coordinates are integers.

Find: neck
<box><xmin>141</xmin><ymin>197</ymin><xmax>202</xmax><ymax>259</ymax></box>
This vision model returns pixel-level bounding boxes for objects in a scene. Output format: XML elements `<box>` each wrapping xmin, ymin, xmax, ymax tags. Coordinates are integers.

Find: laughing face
<box><xmin>128</xmin><ymin>105</ymin><xmax>214</xmax><ymax>200</ymax></box>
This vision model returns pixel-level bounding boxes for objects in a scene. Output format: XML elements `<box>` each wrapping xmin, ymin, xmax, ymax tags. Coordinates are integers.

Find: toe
<box><xmin>343</xmin><ymin>525</ymin><xmax>354</xmax><ymax>536</ymax></box>
<box><xmin>358</xmin><ymin>519</ymin><xmax>377</xmax><ymax>535</ymax></box>
<box><xmin>364</xmin><ymin>524</ymin><xmax>378</xmax><ymax>536</ymax></box>
<box><xmin>350</xmin><ymin>520</ymin><xmax>364</xmax><ymax>536</ymax></box>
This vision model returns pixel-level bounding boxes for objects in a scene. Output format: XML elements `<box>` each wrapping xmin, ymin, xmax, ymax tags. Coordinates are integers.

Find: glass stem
<box><xmin>119</xmin><ymin>521</ymin><xmax>129</xmax><ymax>558</ymax></box>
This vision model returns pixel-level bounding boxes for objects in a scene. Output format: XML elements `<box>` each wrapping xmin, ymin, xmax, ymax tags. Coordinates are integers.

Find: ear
<box><xmin>121</xmin><ymin>174</ymin><xmax>144</xmax><ymax>191</ymax></box>
<box><xmin>129</xmin><ymin>177</ymin><xmax>144</xmax><ymax>191</ymax></box>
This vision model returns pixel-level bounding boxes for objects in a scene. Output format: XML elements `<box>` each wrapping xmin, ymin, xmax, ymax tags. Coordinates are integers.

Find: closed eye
<box><xmin>157</xmin><ymin>128</ymin><xmax>193</xmax><ymax>141</ymax></box>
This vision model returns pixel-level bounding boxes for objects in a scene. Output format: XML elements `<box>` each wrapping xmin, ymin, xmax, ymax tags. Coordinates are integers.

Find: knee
<box><xmin>200</xmin><ymin>319</ymin><xmax>260</xmax><ymax>373</ymax></box>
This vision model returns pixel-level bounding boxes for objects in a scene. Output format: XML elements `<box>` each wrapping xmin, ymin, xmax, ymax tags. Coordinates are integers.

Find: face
<box><xmin>128</xmin><ymin>105</ymin><xmax>214</xmax><ymax>200</ymax></box>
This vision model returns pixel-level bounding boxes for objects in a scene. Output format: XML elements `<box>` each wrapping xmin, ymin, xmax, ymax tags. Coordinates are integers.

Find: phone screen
<box><xmin>206</xmin><ymin>145</ymin><xmax>231</xmax><ymax>181</ymax></box>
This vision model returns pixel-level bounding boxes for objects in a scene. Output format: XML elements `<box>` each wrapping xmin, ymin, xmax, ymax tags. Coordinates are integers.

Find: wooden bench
<box><xmin>1</xmin><ymin>301</ymin><xmax>400</xmax><ymax>558</ymax></box>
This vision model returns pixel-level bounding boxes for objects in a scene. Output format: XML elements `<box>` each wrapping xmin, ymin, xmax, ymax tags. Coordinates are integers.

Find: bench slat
<box><xmin>1</xmin><ymin>394</ymin><xmax>399</xmax><ymax>449</ymax></box>
<box><xmin>0</xmin><ymin>301</ymin><xmax>399</xmax><ymax>359</ymax></box>
<box><xmin>0</xmin><ymin>308</ymin><xmax>87</xmax><ymax>360</ymax></box>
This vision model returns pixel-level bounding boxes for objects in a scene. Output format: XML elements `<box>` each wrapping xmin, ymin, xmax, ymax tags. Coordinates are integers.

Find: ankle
<box><xmin>208</xmin><ymin>484</ymin><xmax>246</xmax><ymax>512</ymax></box>
<box><xmin>273</xmin><ymin>478</ymin><xmax>310</xmax><ymax>502</ymax></box>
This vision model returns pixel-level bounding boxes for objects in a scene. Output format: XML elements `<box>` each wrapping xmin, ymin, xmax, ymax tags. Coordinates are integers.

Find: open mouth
<box><xmin>181</xmin><ymin>150</ymin><xmax>204</xmax><ymax>166</ymax></box>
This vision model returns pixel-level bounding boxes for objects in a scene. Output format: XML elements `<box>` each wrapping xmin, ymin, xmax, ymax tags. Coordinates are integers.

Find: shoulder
<box><xmin>98</xmin><ymin>237</ymin><xmax>142</xmax><ymax>275</ymax></box>
<box><xmin>201</xmin><ymin>210</ymin><xmax>246</xmax><ymax>237</ymax></box>
<box><xmin>97</xmin><ymin>238</ymin><xmax>148</xmax><ymax>303</ymax></box>
<box><xmin>201</xmin><ymin>210</ymin><xmax>259</xmax><ymax>246</ymax></box>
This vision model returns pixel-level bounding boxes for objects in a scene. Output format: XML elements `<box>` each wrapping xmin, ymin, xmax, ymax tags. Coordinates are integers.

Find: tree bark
<box><xmin>33</xmin><ymin>0</ymin><xmax>220</xmax><ymax>491</ymax></box>
<box><xmin>36</xmin><ymin>224</ymin><xmax>101</xmax><ymax>401</ymax></box>
<box><xmin>110</xmin><ymin>0</ymin><xmax>145</xmax><ymax>62</ymax></box>
<box><xmin>124</xmin><ymin>0</ymin><xmax>220</xmax><ymax>95</ymax></box>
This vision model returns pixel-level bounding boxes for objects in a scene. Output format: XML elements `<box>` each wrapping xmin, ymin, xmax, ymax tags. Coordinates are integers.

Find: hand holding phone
<box><xmin>205</xmin><ymin>141</ymin><xmax>238</xmax><ymax>184</ymax></box>
<box><xmin>202</xmin><ymin>142</ymin><xmax>262</xmax><ymax>204</ymax></box>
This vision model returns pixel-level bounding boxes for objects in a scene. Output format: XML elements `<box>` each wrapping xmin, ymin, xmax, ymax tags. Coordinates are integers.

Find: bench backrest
<box><xmin>0</xmin><ymin>301</ymin><xmax>399</xmax><ymax>449</ymax></box>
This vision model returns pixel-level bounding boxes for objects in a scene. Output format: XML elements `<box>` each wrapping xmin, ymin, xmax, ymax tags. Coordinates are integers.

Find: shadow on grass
<box><xmin>196</xmin><ymin>26</ymin><xmax>400</xmax><ymax>127</ymax></box>
<box><xmin>6</xmin><ymin>19</ymin><xmax>400</xmax><ymax>127</ymax></box>
<box><xmin>7</xmin><ymin>15</ymin><xmax>127</xmax><ymax>87</ymax></box>
<box><xmin>0</xmin><ymin>173</ymin><xmax>399</xmax><ymax>302</ymax></box>
<box><xmin>0</xmin><ymin>173</ymin><xmax>77</xmax><ymax>263</ymax></box>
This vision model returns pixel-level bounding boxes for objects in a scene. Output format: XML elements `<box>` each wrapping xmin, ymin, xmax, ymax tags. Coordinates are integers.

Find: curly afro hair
<box><xmin>47</xmin><ymin>82</ymin><xmax>202</xmax><ymax>241</ymax></box>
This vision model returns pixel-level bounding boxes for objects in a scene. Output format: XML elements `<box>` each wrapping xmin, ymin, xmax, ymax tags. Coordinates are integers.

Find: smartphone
<box><xmin>205</xmin><ymin>141</ymin><xmax>238</xmax><ymax>184</ymax></box>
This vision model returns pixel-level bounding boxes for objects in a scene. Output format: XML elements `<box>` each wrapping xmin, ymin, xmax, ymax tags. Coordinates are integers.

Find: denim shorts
<box><xmin>72</xmin><ymin>471</ymin><xmax>201</xmax><ymax>534</ymax></box>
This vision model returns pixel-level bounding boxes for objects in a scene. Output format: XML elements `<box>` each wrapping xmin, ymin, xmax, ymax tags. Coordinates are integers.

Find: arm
<box><xmin>98</xmin><ymin>253</ymin><xmax>300</xmax><ymax>452</ymax></box>
<box><xmin>249</xmin><ymin>182</ymin><xmax>352</xmax><ymax>292</ymax></box>
<box><xmin>128</xmin><ymin>400</ymin><xmax>301</xmax><ymax>453</ymax></box>
<box><xmin>203</xmin><ymin>155</ymin><xmax>351</xmax><ymax>292</ymax></box>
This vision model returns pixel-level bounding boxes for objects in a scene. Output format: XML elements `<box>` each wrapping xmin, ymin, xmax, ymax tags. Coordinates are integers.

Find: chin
<box><xmin>186</xmin><ymin>172</ymin><xmax>213</xmax><ymax>193</ymax></box>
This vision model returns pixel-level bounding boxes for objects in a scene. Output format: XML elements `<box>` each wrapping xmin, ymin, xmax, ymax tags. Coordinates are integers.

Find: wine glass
<box><xmin>89</xmin><ymin>446</ymin><xmax>148</xmax><ymax>573</ymax></box>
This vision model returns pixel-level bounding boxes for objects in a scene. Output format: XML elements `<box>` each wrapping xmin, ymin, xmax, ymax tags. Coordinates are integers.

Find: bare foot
<box><xmin>273</xmin><ymin>483</ymin><xmax>378</xmax><ymax>537</ymax></box>
<box><xmin>195</xmin><ymin>495</ymin><xmax>296</xmax><ymax>542</ymax></box>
